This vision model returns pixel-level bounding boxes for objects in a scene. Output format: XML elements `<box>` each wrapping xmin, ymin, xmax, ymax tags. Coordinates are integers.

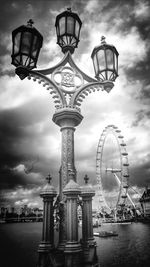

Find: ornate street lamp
<box><xmin>11</xmin><ymin>19</ymin><xmax>43</xmax><ymax>79</ymax></box>
<box><xmin>91</xmin><ymin>36</ymin><xmax>119</xmax><ymax>82</ymax></box>
<box><xmin>11</xmin><ymin>8</ymin><xmax>119</xmax><ymax>267</ymax></box>
<box><xmin>55</xmin><ymin>7</ymin><xmax>82</xmax><ymax>54</ymax></box>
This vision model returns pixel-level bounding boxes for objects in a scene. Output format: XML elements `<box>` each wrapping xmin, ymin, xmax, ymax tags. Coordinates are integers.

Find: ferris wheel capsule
<box><xmin>118</xmin><ymin>135</ymin><xmax>124</xmax><ymax>138</ymax></box>
<box><xmin>120</xmin><ymin>143</ymin><xmax>126</xmax><ymax>146</ymax></box>
<box><xmin>122</xmin><ymin>152</ymin><xmax>128</xmax><ymax>156</ymax></box>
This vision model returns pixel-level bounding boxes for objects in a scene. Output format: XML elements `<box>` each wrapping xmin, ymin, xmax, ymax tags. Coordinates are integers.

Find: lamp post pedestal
<box><xmin>53</xmin><ymin>107</ymin><xmax>83</xmax><ymax>250</ymax></box>
<box><xmin>63</xmin><ymin>176</ymin><xmax>82</xmax><ymax>267</ymax></box>
<box><xmin>37</xmin><ymin>176</ymin><xmax>57</xmax><ymax>267</ymax></box>
<box><xmin>81</xmin><ymin>175</ymin><xmax>97</xmax><ymax>265</ymax></box>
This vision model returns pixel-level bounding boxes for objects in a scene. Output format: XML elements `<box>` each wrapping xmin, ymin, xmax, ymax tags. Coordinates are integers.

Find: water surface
<box><xmin>0</xmin><ymin>222</ymin><xmax>150</xmax><ymax>267</ymax></box>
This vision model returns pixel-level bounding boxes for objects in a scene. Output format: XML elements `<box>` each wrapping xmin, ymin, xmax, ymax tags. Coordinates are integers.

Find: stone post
<box><xmin>37</xmin><ymin>174</ymin><xmax>57</xmax><ymax>267</ymax></box>
<box><xmin>81</xmin><ymin>174</ymin><xmax>97</xmax><ymax>265</ymax></box>
<box><xmin>63</xmin><ymin>170</ymin><xmax>82</xmax><ymax>266</ymax></box>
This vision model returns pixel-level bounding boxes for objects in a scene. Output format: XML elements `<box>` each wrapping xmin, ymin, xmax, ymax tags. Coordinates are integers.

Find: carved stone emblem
<box><xmin>52</xmin><ymin>66</ymin><xmax>83</xmax><ymax>94</ymax></box>
<box><xmin>61</xmin><ymin>72</ymin><xmax>74</xmax><ymax>87</ymax></box>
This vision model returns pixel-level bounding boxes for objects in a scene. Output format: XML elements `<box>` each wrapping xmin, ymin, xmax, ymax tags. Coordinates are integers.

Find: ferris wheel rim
<box><xmin>96</xmin><ymin>124</ymin><xmax>129</xmax><ymax>211</ymax></box>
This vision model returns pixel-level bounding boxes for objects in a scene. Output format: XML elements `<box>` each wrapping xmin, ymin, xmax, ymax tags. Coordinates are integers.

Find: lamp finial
<box><xmin>46</xmin><ymin>173</ymin><xmax>52</xmax><ymax>184</ymax></box>
<box><xmin>67</xmin><ymin>7</ymin><xmax>72</xmax><ymax>12</ymax></box>
<box><xmin>84</xmin><ymin>174</ymin><xmax>89</xmax><ymax>184</ymax></box>
<box><xmin>27</xmin><ymin>19</ymin><xmax>34</xmax><ymax>27</ymax></box>
<box><xmin>101</xmin><ymin>36</ymin><xmax>106</xmax><ymax>45</ymax></box>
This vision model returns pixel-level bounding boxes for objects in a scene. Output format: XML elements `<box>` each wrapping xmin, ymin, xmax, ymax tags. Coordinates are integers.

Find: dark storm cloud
<box><xmin>0</xmin><ymin>0</ymin><xmax>71</xmax><ymax>71</ymax></box>
<box><xmin>0</xmin><ymin>0</ymin><xmax>71</xmax><ymax>33</ymax></box>
<box><xmin>0</xmin><ymin>95</ymin><xmax>58</xmax><ymax>189</ymax></box>
<box><xmin>125</xmin><ymin>51</ymin><xmax>150</xmax><ymax>89</ymax></box>
<box><xmin>0</xmin><ymin>97</ymin><xmax>50</xmax><ymax>150</ymax></box>
<box><xmin>0</xmin><ymin>166</ymin><xmax>42</xmax><ymax>190</ymax></box>
<box><xmin>130</xmin><ymin>155</ymin><xmax>150</xmax><ymax>188</ymax></box>
<box><xmin>132</xmin><ymin>109</ymin><xmax>150</xmax><ymax>127</ymax></box>
<box><xmin>0</xmin><ymin>156</ymin><xmax>59</xmax><ymax>191</ymax></box>
<box><xmin>115</xmin><ymin>1</ymin><xmax>150</xmax><ymax>86</ymax></box>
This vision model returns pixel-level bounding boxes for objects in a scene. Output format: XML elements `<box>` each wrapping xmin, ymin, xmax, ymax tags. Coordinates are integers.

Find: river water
<box><xmin>0</xmin><ymin>222</ymin><xmax>150</xmax><ymax>267</ymax></box>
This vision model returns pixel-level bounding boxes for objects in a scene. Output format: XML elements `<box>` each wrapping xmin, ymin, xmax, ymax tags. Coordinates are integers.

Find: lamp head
<box><xmin>11</xmin><ymin>20</ymin><xmax>43</xmax><ymax>79</ymax></box>
<box><xmin>55</xmin><ymin>8</ymin><xmax>82</xmax><ymax>54</ymax></box>
<box><xmin>91</xmin><ymin>36</ymin><xmax>119</xmax><ymax>82</ymax></box>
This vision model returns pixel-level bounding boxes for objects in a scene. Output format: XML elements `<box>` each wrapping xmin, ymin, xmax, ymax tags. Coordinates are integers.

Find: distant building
<box><xmin>11</xmin><ymin>207</ymin><xmax>15</xmax><ymax>214</ymax></box>
<box><xmin>140</xmin><ymin>188</ymin><xmax>150</xmax><ymax>218</ymax></box>
<box><xmin>0</xmin><ymin>207</ymin><xmax>6</xmax><ymax>217</ymax></box>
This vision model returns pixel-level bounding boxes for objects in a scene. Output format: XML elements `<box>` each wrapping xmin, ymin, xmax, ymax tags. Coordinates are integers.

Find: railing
<box><xmin>1</xmin><ymin>216</ymin><xmax>43</xmax><ymax>223</ymax></box>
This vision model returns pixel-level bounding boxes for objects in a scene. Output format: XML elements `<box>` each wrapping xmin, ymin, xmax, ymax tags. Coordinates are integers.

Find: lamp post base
<box><xmin>37</xmin><ymin>242</ymin><xmax>55</xmax><ymax>267</ymax></box>
<box><xmin>64</xmin><ymin>242</ymin><xmax>82</xmax><ymax>267</ymax></box>
<box><xmin>82</xmin><ymin>243</ymin><xmax>98</xmax><ymax>266</ymax></box>
<box><xmin>57</xmin><ymin>240</ymin><xmax>66</xmax><ymax>251</ymax></box>
<box><xmin>64</xmin><ymin>241</ymin><xmax>82</xmax><ymax>253</ymax></box>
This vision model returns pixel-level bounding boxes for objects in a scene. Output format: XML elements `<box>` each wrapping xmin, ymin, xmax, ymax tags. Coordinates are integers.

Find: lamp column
<box><xmin>81</xmin><ymin>175</ymin><xmax>97</xmax><ymax>265</ymax></box>
<box><xmin>52</xmin><ymin>107</ymin><xmax>83</xmax><ymax>250</ymax></box>
<box><xmin>37</xmin><ymin>175</ymin><xmax>57</xmax><ymax>267</ymax></box>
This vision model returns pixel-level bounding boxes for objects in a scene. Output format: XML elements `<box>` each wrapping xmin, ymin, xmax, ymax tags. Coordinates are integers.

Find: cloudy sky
<box><xmin>0</xmin><ymin>0</ymin><xmax>150</xmax><ymax>210</ymax></box>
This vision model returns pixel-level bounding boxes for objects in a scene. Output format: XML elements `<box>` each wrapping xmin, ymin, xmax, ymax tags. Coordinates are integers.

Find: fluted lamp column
<box><xmin>52</xmin><ymin>108</ymin><xmax>83</xmax><ymax>250</ymax></box>
<box><xmin>37</xmin><ymin>174</ymin><xmax>57</xmax><ymax>267</ymax></box>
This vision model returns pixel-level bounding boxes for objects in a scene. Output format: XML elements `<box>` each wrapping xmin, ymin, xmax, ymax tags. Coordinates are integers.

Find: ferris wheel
<box><xmin>96</xmin><ymin>125</ymin><xmax>130</xmax><ymax>213</ymax></box>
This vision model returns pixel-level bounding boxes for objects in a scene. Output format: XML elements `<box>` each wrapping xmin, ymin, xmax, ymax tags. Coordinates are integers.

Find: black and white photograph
<box><xmin>0</xmin><ymin>0</ymin><xmax>150</xmax><ymax>266</ymax></box>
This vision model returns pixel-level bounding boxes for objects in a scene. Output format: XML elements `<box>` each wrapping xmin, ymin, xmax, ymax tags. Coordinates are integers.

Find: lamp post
<box><xmin>11</xmin><ymin>7</ymin><xmax>119</xmax><ymax>266</ymax></box>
